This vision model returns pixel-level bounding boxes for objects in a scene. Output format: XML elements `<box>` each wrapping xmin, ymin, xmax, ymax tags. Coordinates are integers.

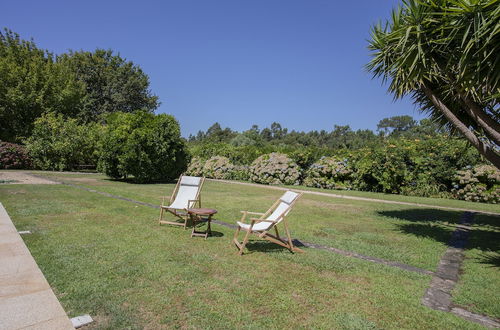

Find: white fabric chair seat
<box><xmin>237</xmin><ymin>220</ymin><xmax>274</xmax><ymax>232</ymax></box>
<box><xmin>167</xmin><ymin>176</ymin><xmax>202</xmax><ymax>210</ymax></box>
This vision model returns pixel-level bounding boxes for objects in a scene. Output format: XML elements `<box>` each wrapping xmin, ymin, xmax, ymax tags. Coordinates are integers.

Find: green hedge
<box><xmin>25</xmin><ymin>113</ymin><xmax>100</xmax><ymax>171</ymax></box>
<box><xmin>98</xmin><ymin>111</ymin><xmax>188</xmax><ymax>183</ymax></box>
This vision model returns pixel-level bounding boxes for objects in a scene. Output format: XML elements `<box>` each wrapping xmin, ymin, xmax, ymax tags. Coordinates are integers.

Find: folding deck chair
<box><xmin>159</xmin><ymin>175</ymin><xmax>205</xmax><ymax>229</ymax></box>
<box><xmin>233</xmin><ymin>190</ymin><xmax>304</xmax><ymax>255</ymax></box>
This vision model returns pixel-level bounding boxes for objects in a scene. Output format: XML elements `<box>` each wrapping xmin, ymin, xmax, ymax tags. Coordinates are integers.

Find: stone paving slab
<box><xmin>0</xmin><ymin>203</ymin><xmax>73</xmax><ymax>330</ymax></box>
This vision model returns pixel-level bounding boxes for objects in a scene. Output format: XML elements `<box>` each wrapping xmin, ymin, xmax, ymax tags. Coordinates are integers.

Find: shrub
<box><xmin>350</xmin><ymin>136</ymin><xmax>481</xmax><ymax>196</ymax></box>
<box><xmin>303</xmin><ymin>156</ymin><xmax>353</xmax><ymax>189</ymax></box>
<box><xmin>186</xmin><ymin>156</ymin><xmax>250</xmax><ymax>180</ymax></box>
<box><xmin>249</xmin><ymin>153</ymin><xmax>301</xmax><ymax>185</ymax></box>
<box><xmin>452</xmin><ymin>165</ymin><xmax>499</xmax><ymax>203</ymax></box>
<box><xmin>0</xmin><ymin>142</ymin><xmax>32</xmax><ymax>169</ymax></box>
<box><xmin>186</xmin><ymin>157</ymin><xmax>204</xmax><ymax>176</ymax></box>
<box><xmin>25</xmin><ymin>113</ymin><xmax>100</xmax><ymax>171</ymax></box>
<box><xmin>202</xmin><ymin>156</ymin><xmax>235</xmax><ymax>179</ymax></box>
<box><xmin>98</xmin><ymin>111</ymin><xmax>188</xmax><ymax>183</ymax></box>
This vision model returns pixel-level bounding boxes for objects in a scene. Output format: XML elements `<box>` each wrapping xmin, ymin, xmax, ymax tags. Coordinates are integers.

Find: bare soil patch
<box><xmin>0</xmin><ymin>171</ymin><xmax>58</xmax><ymax>184</ymax></box>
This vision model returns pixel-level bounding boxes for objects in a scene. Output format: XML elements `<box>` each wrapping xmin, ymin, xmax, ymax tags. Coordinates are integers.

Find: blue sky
<box><xmin>2</xmin><ymin>0</ymin><xmax>424</xmax><ymax>136</ymax></box>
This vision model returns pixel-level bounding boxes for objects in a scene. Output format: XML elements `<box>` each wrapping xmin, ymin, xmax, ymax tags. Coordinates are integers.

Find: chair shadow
<box><xmin>242</xmin><ymin>238</ymin><xmax>305</xmax><ymax>254</ymax></box>
<box><xmin>378</xmin><ymin>208</ymin><xmax>500</xmax><ymax>268</ymax></box>
<box><xmin>104</xmin><ymin>177</ymin><xmax>176</xmax><ymax>185</ymax></box>
<box><xmin>208</xmin><ymin>231</ymin><xmax>224</xmax><ymax>238</ymax></box>
<box><xmin>244</xmin><ymin>240</ymin><xmax>291</xmax><ymax>254</ymax></box>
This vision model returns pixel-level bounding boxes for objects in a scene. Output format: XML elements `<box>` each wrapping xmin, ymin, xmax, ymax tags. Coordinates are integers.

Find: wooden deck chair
<box><xmin>159</xmin><ymin>175</ymin><xmax>205</xmax><ymax>229</ymax></box>
<box><xmin>233</xmin><ymin>190</ymin><xmax>304</xmax><ymax>255</ymax></box>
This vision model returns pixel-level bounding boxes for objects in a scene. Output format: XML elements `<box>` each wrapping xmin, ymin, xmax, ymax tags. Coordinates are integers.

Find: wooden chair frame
<box><xmin>158</xmin><ymin>176</ymin><xmax>205</xmax><ymax>229</ymax></box>
<box><xmin>233</xmin><ymin>191</ymin><xmax>304</xmax><ymax>255</ymax></box>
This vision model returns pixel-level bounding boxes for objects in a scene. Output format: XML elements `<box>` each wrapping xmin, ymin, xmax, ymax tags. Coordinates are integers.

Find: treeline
<box><xmin>185</xmin><ymin>118</ymin><xmax>499</xmax><ymax>203</ymax></box>
<box><xmin>188</xmin><ymin>115</ymin><xmax>445</xmax><ymax>150</ymax></box>
<box><xmin>0</xmin><ymin>28</ymin><xmax>158</xmax><ymax>142</ymax></box>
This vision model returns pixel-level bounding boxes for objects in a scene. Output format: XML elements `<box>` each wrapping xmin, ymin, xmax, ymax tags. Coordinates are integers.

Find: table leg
<box><xmin>205</xmin><ymin>215</ymin><xmax>212</xmax><ymax>240</ymax></box>
<box><xmin>190</xmin><ymin>214</ymin><xmax>198</xmax><ymax>238</ymax></box>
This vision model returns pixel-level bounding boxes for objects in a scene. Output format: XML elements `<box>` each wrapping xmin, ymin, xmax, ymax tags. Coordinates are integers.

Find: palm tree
<box><xmin>367</xmin><ymin>0</ymin><xmax>499</xmax><ymax>168</ymax></box>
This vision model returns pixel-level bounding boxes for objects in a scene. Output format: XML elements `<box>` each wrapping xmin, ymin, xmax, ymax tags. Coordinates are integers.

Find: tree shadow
<box><xmin>478</xmin><ymin>253</ymin><xmax>500</xmax><ymax>268</ymax></box>
<box><xmin>378</xmin><ymin>208</ymin><xmax>500</xmax><ymax>268</ymax></box>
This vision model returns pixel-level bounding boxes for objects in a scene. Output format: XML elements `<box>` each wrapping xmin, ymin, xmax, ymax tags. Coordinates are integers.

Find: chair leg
<box><xmin>233</xmin><ymin>225</ymin><xmax>241</xmax><ymax>243</ymax></box>
<box><xmin>239</xmin><ymin>229</ymin><xmax>251</xmax><ymax>255</ymax></box>
<box><xmin>158</xmin><ymin>207</ymin><xmax>164</xmax><ymax>225</ymax></box>
<box><xmin>283</xmin><ymin>224</ymin><xmax>295</xmax><ymax>252</ymax></box>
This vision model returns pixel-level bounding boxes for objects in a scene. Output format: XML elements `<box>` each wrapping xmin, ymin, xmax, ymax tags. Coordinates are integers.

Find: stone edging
<box><xmin>422</xmin><ymin>212</ymin><xmax>500</xmax><ymax>328</ymax></box>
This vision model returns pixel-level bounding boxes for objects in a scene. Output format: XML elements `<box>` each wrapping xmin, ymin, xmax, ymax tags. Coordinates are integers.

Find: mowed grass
<box><xmin>0</xmin><ymin>172</ymin><xmax>497</xmax><ymax>328</ymax></box>
<box><xmin>453</xmin><ymin>214</ymin><xmax>500</xmax><ymax>317</ymax></box>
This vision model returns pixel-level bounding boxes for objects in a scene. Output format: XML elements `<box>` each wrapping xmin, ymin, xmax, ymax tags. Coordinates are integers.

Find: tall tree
<box><xmin>367</xmin><ymin>0</ymin><xmax>500</xmax><ymax>168</ymax></box>
<box><xmin>0</xmin><ymin>29</ymin><xmax>84</xmax><ymax>142</ymax></box>
<box><xmin>58</xmin><ymin>49</ymin><xmax>159</xmax><ymax>122</ymax></box>
<box><xmin>377</xmin><ymin>115</ymin><xmax>417</xmax><ymax>136</ymax></box>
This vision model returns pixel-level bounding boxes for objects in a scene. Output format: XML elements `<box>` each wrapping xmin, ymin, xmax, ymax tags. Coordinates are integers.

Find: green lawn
<box><xmin>1</xmin><ymin>171</ymin><xmax>498</xmax><ymax>329</ymax></box>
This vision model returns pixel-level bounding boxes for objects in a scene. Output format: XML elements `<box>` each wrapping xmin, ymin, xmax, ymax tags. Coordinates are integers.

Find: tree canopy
<box><xmin>0</xmin><ymin>29</ymin><xmax>84</xmax><ymax>142</ymax></box>
<box><xmin>367</xmin><ymin>0</ymin><xmax>500</xmax><ymax>168</ymax></box>
<box><xmin>0</xmin><ymin>29</ymin><xmax>159</xmax><ymax>142</ymax></box>
<box><xmin>58</xmin><ymin>49</ymin><xmax>159</xmax><ymax>122</ymax></box>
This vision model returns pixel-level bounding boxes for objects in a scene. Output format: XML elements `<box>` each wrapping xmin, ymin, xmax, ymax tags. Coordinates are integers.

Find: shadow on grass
<box><xmin>379</xmin><ymin>208</ymin><xmax>500</xmax><ymax>268</ymax></box>
<box><xmin>242</xmin><ymin>239</ymin><xmax>305</xmax><ymax>254</ymax></box>
<box><xmin>479</xmin><ymin>254</ymin><xmax>500</xmax><ymax>268</ymax></box>
<box><xmin>103</xmin><ymin>177</ymin><xmax>177</xmax><ymax>185</ymax></box>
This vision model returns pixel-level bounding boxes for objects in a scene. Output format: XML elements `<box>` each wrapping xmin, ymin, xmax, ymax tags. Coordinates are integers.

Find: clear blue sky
<box><xmin>1</xmin><ymin>0</ymin><xmax>424</xmax><ymax>137</ymax></box>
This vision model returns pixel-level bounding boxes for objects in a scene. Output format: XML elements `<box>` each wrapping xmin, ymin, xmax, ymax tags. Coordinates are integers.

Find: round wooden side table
<box><xmin>187</xmin><ymin>208</ymin><xmax>217</xmax><ymax>239</ymax></box>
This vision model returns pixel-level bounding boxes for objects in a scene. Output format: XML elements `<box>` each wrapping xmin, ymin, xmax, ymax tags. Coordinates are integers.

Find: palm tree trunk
<box><xmin>421</xmin><ymin>84</ymin><xmax>500</xmax><ymax>169</ymax></box>
<box><xmin>459</xmin><ymin>95</ymin><xmax>500</xmax><ymax>145</ymax></box>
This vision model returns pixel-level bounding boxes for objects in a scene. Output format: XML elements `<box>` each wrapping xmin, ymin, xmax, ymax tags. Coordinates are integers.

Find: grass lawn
<box><xmin>1</xmin><ymin>171</ymin><xmax>498</xmax><ymax>328</ymax></box>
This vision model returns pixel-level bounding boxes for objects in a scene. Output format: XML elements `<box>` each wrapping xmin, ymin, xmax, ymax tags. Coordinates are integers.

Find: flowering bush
<box><xmin>303</xmin><ymin>156</ymin><xmax>353</xmax><ymax>189</ymax></box>
<box><xmin>202</xmin><ymin>156</ymin><xmax>235</xmax><ymax>179</ymax></box>
<box><xmin>249</xmin><ymin>153</ymin><xmax>301</xmax><ymax>185</ymax></box>
<box><xmin>186</xmin><ymin>157</ymin><xmax>204</xmax><ymax>176</ymax></box>
<box><xmin>452</xmin><ymin>165</ymin><xmax>499</xmax><ymax>203</ymax></box>
<box><xmin>0</xmin><ymin>142</ymin><xmax>32</xmax><ymax>169</ymax></box>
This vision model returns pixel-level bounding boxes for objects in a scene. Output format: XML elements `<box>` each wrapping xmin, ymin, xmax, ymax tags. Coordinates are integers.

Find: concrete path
<box><xmin>0</xmin><ymin>203</ymin><xmax>73</xmax><ymax>330</ymax></box>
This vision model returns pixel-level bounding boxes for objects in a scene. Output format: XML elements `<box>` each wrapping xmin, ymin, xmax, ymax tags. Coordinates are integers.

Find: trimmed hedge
<box><xmin>98</xmin><ymin>111</ymin><xmax>188</xmax><ymax>183</ymax></box>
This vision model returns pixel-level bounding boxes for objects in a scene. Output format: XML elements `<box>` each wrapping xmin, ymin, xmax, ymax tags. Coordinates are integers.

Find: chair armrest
<box><xmin>249</xmin><ymin>218</ymin><xmax>275</xmax><ymax>223</ymax></box>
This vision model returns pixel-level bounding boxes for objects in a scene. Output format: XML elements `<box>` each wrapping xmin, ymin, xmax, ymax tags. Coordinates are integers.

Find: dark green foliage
<box><xmin>377</xmin><ymin>115</ymin><xmax>416</xmax><ymax>136</ymax></box>
<box><xmin>58</xmin><ymin>49</ymin><xmax>159</xmax><ymax>122</ymax></box>
<box><xmin>0</xmin><ymin>29</ymin><xmax>84</xmax><ymax>142</ymax></box>
<box><xmin>98</xmin><ymin>111</ymin><xmax>188</xmax><ymax>183</ymax></box>
<box><xmin>25</xmin><ymin>113</ymin><xmax>101</xmax><ymax>171</ymax></box>
<box><xmin>0</xmin><ymin>141</ymin><xmax>31</xmax><ymax>169</ymax></box>
<box><xmin>366</xmin><ymin>0</ymin><xmax>500</xmax><ymax>167</ymax></box>
<box><xmin>0</xmin><ymin>29</ymin><xmax>159</xmax><ymax>143</ymax></box>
